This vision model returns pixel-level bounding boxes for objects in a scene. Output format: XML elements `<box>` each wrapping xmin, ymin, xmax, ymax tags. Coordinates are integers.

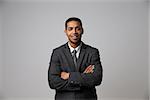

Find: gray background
<box><xmin>0</xmin><ymin>0</ymin><xmax>149</xmax><ymax>100</ymax></box>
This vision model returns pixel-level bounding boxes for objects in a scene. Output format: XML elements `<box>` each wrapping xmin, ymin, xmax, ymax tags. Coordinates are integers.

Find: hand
<box><xmin>83</xmin><ymin>65</ymin><xmax>94</xmax><ymax>73</ymax></box>
<box><xmin>61</xmin><ymin>72</ymin><xmax>70</xmax><ymax>80</ymax></box>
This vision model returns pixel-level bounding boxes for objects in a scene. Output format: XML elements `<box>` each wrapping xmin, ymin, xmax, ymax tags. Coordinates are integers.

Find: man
<box><xmin>48</xmin><ymin>17</ymin><xmax>103</xmax><ymax>100</ymax></box>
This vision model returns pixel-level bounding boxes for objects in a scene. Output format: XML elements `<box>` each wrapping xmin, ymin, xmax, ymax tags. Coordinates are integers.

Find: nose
<box><xmin>73</xmin><ymin>28</ymin><xmax>77</xmax><ymax>33</ymax></box>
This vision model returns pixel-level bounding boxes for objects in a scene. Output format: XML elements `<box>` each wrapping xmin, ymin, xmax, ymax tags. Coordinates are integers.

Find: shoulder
<box><xmin>83</xmin><ymin>43</ymin><xmax>99</xmax><ymax>53</ymax></box>
<box><xmin>52</xmin><ymin>43</ymin><xmax>67</xmax><ymax>53</ymax></box>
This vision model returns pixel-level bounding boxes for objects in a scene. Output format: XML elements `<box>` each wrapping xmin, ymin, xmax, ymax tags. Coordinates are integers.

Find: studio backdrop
<box><xmin>0</xmin><ymin>0</ymin><xmax>149</xmax><ymax>100</ymax></box>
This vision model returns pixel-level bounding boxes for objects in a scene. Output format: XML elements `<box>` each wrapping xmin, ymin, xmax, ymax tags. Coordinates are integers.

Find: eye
<box><xmin>77</xmin><ymin>27</ymin><xmax>81</xmax><ymax>31</ymax></box>
<box><xmin>76</xmin><ymin>27</ymin><xmax>81</xmax><ymax>31</ymax></box>
<box><xmin>67</xmin><ymin>27</ymin><xmax>73</xmax><ymax>31</ymax></box>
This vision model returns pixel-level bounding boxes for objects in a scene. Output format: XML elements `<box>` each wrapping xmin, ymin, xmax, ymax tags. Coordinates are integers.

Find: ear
<box><xmin>81</xmin><ymin>28</ymin><xmax>84</xmax><ymax>34</ymax></box>
<box><xmin>64</xmin><ymin>29</ymin><xmax>67</xmax><ymax>33</ymax></box>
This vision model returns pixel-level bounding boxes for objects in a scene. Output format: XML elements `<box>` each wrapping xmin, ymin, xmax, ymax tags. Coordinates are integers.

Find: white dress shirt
<box><xmin>68</xmin><ymin>42</ymin><xmax>82</xmax><ymax>59</ymax></box>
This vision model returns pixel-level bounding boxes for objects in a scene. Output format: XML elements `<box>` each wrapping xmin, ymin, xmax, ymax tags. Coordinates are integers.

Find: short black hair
<box><xmin>65</xmin><ymin>17</ymin><xmax>83</xmax><ymax>30</ymax></box>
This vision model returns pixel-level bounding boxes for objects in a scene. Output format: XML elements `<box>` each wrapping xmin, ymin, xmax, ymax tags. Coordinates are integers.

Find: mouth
<box><xmin>72</xmin><ymin>35</ymin><xmax>78</xmax><ymax>40</ymax></box>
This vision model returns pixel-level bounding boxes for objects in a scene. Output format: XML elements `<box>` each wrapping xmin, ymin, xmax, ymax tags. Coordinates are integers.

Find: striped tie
<box><xmin>72</xmin><ymin>50</ymin><xmax>77</xmax><ymax>67</ymax></box>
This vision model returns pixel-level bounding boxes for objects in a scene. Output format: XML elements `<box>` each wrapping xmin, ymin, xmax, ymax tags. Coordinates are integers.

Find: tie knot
<box><xmin>72</xmin><ymin>50</ymin><xmax>77</xmax><ymax>54</ymax></box>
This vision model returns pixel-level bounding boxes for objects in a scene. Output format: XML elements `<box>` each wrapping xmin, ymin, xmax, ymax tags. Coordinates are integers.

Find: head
<box><xmin>64</xmin><ymin>17</ymin><xmax>83</xmax><ymax>48</ymax></box>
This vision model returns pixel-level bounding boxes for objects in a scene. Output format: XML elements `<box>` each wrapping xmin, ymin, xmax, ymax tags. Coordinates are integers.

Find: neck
<box><xmin>69</xmin><ymin>41</ymin><xmax>81</xmax><ymax>48</ymax></box>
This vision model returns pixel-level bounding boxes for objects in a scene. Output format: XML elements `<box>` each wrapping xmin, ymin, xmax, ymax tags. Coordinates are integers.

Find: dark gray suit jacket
<box><xmin>48</xmin><ymin>42</ymin><xmax>103</xmax><ymax>100</ymax></box>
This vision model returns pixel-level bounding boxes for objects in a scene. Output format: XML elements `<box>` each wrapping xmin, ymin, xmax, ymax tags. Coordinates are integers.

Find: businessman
<box><xmin>48</xmin><ymin>17</ymin><xmax>103</xmax><ymax>100</ymax></box>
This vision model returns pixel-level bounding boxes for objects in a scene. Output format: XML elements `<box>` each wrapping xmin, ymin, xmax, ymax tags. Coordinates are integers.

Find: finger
<box><xmin>87</xmin><ymin>67</ymin><xmax>94</xmax><ymax>73</ymax></box>
<box><xmin>85</xmin><ymin>68</ymin><xmax>93</xmax><ymax>73</ymax></box>
<box><xmin>86</xmin><ymin>65</ymin><xmax>92</xmax><ymax>70</ymax></box>
<box><xmin>92</xmin><ymin>65</ymin><xmax>95</xmax><ymax>70</ymax></box>
<box><xmin>84</xmin><ymin>67</ymin><xmax>91</xmax><ymax>73</ymax></box>
<box><xmin>84</xmin><ymin>65</ymin><xmax>93</xmax><ymax>73</ymax></box>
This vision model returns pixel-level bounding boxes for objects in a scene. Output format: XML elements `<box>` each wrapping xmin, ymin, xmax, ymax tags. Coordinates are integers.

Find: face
<box><xmin>64</xmin><ymin>21</ymin><xmax>83</xmax><ymax>47</ymax></box>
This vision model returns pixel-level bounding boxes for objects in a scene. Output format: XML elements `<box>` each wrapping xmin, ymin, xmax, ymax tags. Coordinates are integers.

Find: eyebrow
<box><xmin>67</xmin><ymin>26</ymin><xmax>81</xmax><ymax>28</ymax></box>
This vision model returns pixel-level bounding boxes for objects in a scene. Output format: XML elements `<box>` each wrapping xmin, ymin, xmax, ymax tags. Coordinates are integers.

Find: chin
<box><xmin>72</xmin><ymin>40</ymin><xmax>81</xmax><ymax>44</ymax></box>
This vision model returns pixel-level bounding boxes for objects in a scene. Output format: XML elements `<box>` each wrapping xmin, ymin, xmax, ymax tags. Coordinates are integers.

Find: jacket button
<box><xmin>71</xmin><ymin>81</ymin><xmax>74</xmax><ymax>83</ymax></box>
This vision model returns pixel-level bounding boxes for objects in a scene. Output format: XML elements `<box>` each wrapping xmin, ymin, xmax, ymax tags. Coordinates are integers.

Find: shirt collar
<box><xmin>68</xmin><ymin>42</ymin><xmax>82</xmax><ymax>53</ymax></box>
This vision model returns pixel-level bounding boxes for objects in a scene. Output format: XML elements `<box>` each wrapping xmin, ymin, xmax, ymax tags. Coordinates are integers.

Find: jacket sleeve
<box><xmin>48</xmin><ymin>48</ymin><xmax>103</xmax><ymax>91</ymax></box>
<box><xmin>48</xmin><ymin>49</ymin><xmax>80</xmax><ymax>91</ymax></box>
<box><xmin>68</xmin><ymin>48</ymin><xmax>103</xmax><ymax>87</ymax></box>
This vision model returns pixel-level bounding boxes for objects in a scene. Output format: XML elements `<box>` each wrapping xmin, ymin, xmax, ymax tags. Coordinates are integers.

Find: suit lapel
<box><xmin>77</xmin><ymin>43</ymin><xmax>86</xmax><ymax>71</ymax></box>
<box><xmin>63</xmin><ymin>42</ymin><xmax>87</xmax><ymax>72</ymax></box>
<box><xmin>64</xmin><ymin>43</ymin><xmax>76</xmax><ymax>71</ymax></box>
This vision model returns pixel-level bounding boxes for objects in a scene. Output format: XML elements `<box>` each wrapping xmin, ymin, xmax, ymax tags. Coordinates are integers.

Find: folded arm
<box><xmin>68</xmin><ymin>49</ymin><xmax>103</xmax><ymax>87</ymax></box>
<box><xmin>48</xmin><ymin>49</ymin><xmax>103</xmax><ymax>91</ymax></box>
